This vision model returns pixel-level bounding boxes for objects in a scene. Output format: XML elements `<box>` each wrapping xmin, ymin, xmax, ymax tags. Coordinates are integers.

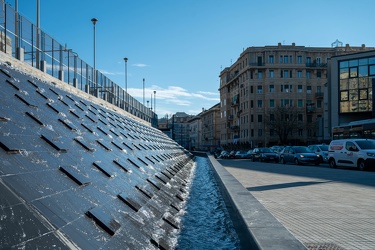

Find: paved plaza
<box><xmin>217</xmin><ymin>159</ymin><xmax>375</xmax><ymax>250</ymax></box>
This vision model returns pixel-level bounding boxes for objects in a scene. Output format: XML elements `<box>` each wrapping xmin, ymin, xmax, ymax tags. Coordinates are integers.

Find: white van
<box><xmin>328</xmin><ymin>139</ymin><xmax>375</xmax><ymax>170</ymax></box>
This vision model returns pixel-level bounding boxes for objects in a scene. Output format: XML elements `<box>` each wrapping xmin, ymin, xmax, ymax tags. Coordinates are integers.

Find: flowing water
<box><xmin>177</xmin><ymin>156</ymin><xmax>240</xmax><ymax>249</ymax></box>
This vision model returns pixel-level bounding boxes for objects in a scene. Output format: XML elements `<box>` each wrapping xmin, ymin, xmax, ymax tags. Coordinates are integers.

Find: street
<box><xmin>217</xmin><ymin>158</ymin><xmax>375</xmax><ymax>250</ymax></box>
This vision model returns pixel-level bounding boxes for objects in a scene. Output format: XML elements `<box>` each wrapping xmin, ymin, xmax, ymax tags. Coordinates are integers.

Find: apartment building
<box><xmin>219</xmin><ymin>42</ymin><xmax>374</xmax><ymax>148</ymax></box>
<box><xmin>200</xmin><ymin>103</ymin><xmax>221</xmax><ymax>152</ymax></box>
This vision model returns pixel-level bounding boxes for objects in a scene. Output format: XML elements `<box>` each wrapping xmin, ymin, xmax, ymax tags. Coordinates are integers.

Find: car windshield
<box><xmin>260</xmin><ymin>148</ymin><xmax>273</xmax><ymax>153</ymax></box>
<box><xmin>355</xmin><ymin>140</ymin><xmax>375</xmax><ymax>150</ymax></box>
<box><xmin>294</xmin><ymin>147</ymin><xmax>312</xmax><ymax>153</ymax></box>
<box><xmin>318</xmin><ymin>145</ymin><xmax>328</xmax><ymax>151</ymax></box>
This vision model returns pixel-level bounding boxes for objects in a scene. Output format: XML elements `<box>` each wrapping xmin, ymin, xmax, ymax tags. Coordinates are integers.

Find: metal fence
<box><xmin>0</xmin><ymin>0</ymin><xmax>157</xmax><ymax>126</ymax></box>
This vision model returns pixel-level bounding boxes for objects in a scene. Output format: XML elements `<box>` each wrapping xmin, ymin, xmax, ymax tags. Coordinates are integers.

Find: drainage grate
<box><xmin>15</xmin><ymin>93</ymin><xmax>37</xmax><ymax>108</ymax></box>
<box><xmin>86</xmin><ymin>207</ymin><xmax>121</xmax><ymax>236</ymax></box>
<box><xmin>59</xmin><ymin>166</ymin><xmax>91</xmax><ymax>186</ymax></box>
<box><xmin>93</xmin><ymin>162</ymin><xmax>113</xmax><ymax>177</ymax></box>
<box><xmin>40</xmin><ymin>134</ymin><xmax>67</xmax><ymax>152</ymax></box>
<box><xmin>6</xmin><ymin>79</ymin><xmax>20</xmax><ymax>90</ymax></box>
<box><xmin>58</xmin><ymin>118</ymin><xmax>77</xmax><ymax>131</ymax></box>
<box><xmin>118</xmin><ymin>193</ymin><xmax>142</xmax><ymax>212</ymax></box>
<box><xmin>25</xmin><ymin>111</ymin><xmax>45</xmax><ymax>126</ymax></box>
<box><xmin>113</xmin><ymin>159</ymin><xmax>130</xmax><ymax>172</ymax></box>
<box><xmin>162</xmin><ymin>213</ymin><xmax>179</xmax><ymax>229</ymax></box>
<box><xmin>74</xmin><ymin>138</ymin><xmax>95</xmax><ymax>152</ymax></box>
<box><xmin>95</xmin><ymin>140</ymin><xmax>112</xmax><ymax>151</ymax></box>
<box><xmin>46</xmin><ymin>103</ymin><xmax>60</xmax><ymax>113</ymax></box>
<box><xmin>304</xmin><ymin>242</ymin><xmax>345</xmax><ymax>250</ymax></box>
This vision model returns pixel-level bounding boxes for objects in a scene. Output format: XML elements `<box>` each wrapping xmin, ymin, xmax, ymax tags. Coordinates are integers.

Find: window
<box><xmin>270</xmin><ymin>114</ymin><xmax>275</xmax><ymax>121</ymax></box>
<box><xmin>251</xmin><ymin>115</ymin><xmax>254</xmax><ymax>122</ymax></box>
<box><xmin>306</xmin><ymin>71</ymin><xmax>311</xmax><ymax>79</ymax></box>
<box><xmin>251</xmin><ymin>100</ymin><xmax>253</xmax><ymax>108</ymax></box>
<box><xmin>307</xmin><ymin>86</ymin><xmax>312</xmax><ymax>93</ymax></box>
<box><xmin>257</xmin><ymin>86</ymin><xmax>262</xmax><ymax>93</ymax></box>
<box><xmin>298</xmin><ymin>70</ymin><xmax>302</xmax><ymax>78</ymax></box>
<box><xmin>270</xmin><ymin>99</ymin><xmax>275</xmax><ymax>107</ymax></box>
<box><xmin>317</xmin><ymin>100</ymin><xmax>322</xmax><ymax>108</ymax></box>
<box><xmin>258</xmin><ymin>129</ymin><xmax>262</xmax><ymax>136</ymax></box>
<box><xmin>298</xmin><ymin>129</ymin><xmax>303</xmax><ymax>136</ymax></box>
<box><xmin>306</xmin><ymin>57</ymin><xmax>311</xmax><ymax>64</ymax></box>
<box><xmin>269</xmin><ymin>70</ymin><xmax>274</xmax><ymax>78</ymax></box>
<box><xmin>317</xmin><ymin>71</ymin><xmax>322</xmax><ymax>78</ymax></box>
<box><xmin>250</xmin><ymin>86</ymin><xmax>253</xmax><ymax>93</ymax></box>
<box><xmin>284</xmin><ymin>70</ymin><xmax>289</xmax><ymax>78</ymax></box>
<box><xmin>298</xmin><ymin>114</ymin><xmax>303</xmax><ymax>121</ymax></box>
<box><xmin>284</xmin><ymin>85</ymin><xmax>289</xmax><ymax>92</ymax></box>
<box><xmin>297</xmin><ymin>56</ymin><xmax>302</xmax><ymax>64</ymax></box>
<box><xmin>307</xmin><ymin>115</ymin><xmax>313</xmax><ymax>123</ymax></box>
<box><xmin>269</xmin><ymin>55</ymin><xmax>274</xmax><ymax>64</ymax></box>
<box><xmin>257</xmin><ymin>100</ymin><xmax>262</xmax><ymax>108</ymax></box>
<box><xmin>258</xmin><ymin>115</ymin><xmax>262</xmax><ymax>122</ymax></box>
<box><xmin>258</xmin><ymin>71</ymin><xmax>263</xmax><ymax>79</ymax></box>
<box><xmin>298</xmin><ymin>85</ymin><xmax>303</xmax><ymax>93</ymax></box>
<box><xmin>298</xmin><ymin>99</ymin><xmax>303</xmax><ymax>107</ymax></box>
<box><xmin>290</xmin><ymin>56</ymin><xmax>293</xmax><ymax>63</ymax></box>
<box><xmin>269</xmin><ymin>85</ymin><xmax>274</xmax><ymax>92</ymax></box>
<box><xmin>284</xmin><ymin>55</ymin><xmax>288</xmax><ymax>63</ymax></box>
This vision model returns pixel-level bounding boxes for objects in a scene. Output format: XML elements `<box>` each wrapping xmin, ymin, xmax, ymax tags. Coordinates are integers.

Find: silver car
<box><xmin>308</xmin><ymin>144</ymin><xmax>329</xmax><ymax>163</ymax></box>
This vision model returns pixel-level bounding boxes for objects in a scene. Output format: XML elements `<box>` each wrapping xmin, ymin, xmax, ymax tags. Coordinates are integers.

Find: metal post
<box><xmin>36</xmin><ymin>0</ymin><xmax>40</xmax><ymax>69</ymax></box>
<box><xmin>154</xmin><ymin>90</ymin><xmax>156</xmax><ymax>115</ymax></box>
<box><xmin>91</xmin><ymin>18</ymin><xmax>98</xmax><ymax>95</ymax></box>
<box><xmin>143</xmin><ymin>78</ymin><xmax>145</xmax><ymax>106</ymax></box>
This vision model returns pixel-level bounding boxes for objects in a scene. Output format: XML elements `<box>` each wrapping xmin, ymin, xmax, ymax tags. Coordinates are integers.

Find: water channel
<box><xmin>177</xmin><ymin>156</ymin><xmax>241</xmax><ymax>249</ymax></box>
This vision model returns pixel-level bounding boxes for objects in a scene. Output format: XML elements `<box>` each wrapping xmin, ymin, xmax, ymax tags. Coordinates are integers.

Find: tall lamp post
<box><xmin>124</xmin><ymin>57</ymin><xmax>128</xmax><ymax>111</ymax></box>
<box><xmin>91</xmin><ymin>18</ymin><xmax>98</xmax><ymax>95</ymax></box>
<box><xmin>143</xmin><ymin>78</ymin><xmax>145</xmax><ymax>106</ymax></box>
<box><xmin>154</xmin><ymin>90</ymin><xmax>156</xmax><ymax>115</ymax></box>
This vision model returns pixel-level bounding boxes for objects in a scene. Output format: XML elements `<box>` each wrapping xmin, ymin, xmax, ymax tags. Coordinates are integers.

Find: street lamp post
<box><xmin>91</xmin><ymin>18</ymin><xmax>98</xmax><ymax>96</ymax></box>
<box><xmin>143</xmin><ymin>78</ymin><xmax>145</xmax><ymax>106</ymax></box>
<box><xmin>124</xmin><ymin>57</ymin><xmax>128</xmax><ymax>111</ymax></box>
<box><xmin>154</xmin><ymin>90</ymin><xmax>156</xmax><ymax>115</ymax></box>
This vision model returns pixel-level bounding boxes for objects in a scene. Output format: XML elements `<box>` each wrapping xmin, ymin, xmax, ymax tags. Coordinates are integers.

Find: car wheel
<box><xmin>358</xmin><ymin>160</ymin><xmax>366</xmax><ymax>171</ymax></box>
<box><xmin>252</xmin><ymin>157</ymin><xmax>255</xmax><ymax>162</ymax></box>
<box><xmin>329</xmin><ymin>158</ymin><xmax>337</xmax><ymax>168</ymax></box>
<box><xmin>294</xmin><ymin>158</ymin><xmax>300</xmax><ymax>165</ymax></box>
<box><xmin>281</xmin><ymin>158</ymin><xmax>286</xmax><ymax>164</ymax></box>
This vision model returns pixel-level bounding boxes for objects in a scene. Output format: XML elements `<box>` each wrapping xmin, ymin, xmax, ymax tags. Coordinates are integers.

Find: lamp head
<box><xmin>91</xmin><ymin>18</ymin><xmax>98</xmax><ymax>25</ymax></box>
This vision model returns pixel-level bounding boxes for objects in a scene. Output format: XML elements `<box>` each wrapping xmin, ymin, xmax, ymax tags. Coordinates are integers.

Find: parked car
<box><xmin>328</xmin><ymin>139</ymin><xmax>375</xmax><ymax>170</ymax></box>
<box><xmin>228</xmin><ymin>150</ymin><xmax>236</xmax><ymax>159</ymax></box>
<box><xmin>308</xmin><ymin>144</ymin><xmax>329</xmax><ymax>163</ymax></box>
<box><xmin>235</xmin><ymin>150</ymin><xmax>248</xmax><ymax>159</ymax></box>
<box><xmin>245</xmin><ymin>149</ymin><xmax>253</xmax><ymax>159</ymax></box>
<box><xmin>251</xmin><ymin>148</ymin><xmax>279</xmax><ymax>163</ymax></box>
<box><xmin>218</xmin><ymin>151</ymin><xmax>230</xmax><ymax>159</ymax></box>
<box><xmin>279</xmin><ymin>146</ymin><xmax>320</xmax><ymax>165</ymax></box>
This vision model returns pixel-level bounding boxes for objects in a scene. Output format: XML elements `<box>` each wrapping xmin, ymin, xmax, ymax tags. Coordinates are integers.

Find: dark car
<box><xmin>251</xmin><ymin>147</ymin><xmax>279</xmax><ymax>163</ymax></box>
<box><xmin>279</xmin><ymin>146</ymin><xmax>320</xmax><ymax>165</ymax></box>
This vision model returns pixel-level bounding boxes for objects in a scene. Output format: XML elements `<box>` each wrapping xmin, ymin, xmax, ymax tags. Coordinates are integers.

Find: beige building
<box><xmin>200</xmin><ymin>103</ymin><xmax>221</xmax><ymax>152</ymax></box>
<box><xmin>219</xmin><ymin>42</ymin><xmax>374</xmax><ymax>148</ymax></box>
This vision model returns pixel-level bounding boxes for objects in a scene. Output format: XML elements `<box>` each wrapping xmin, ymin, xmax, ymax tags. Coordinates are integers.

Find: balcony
<box><xmin>227</xmin><ymin>115</ymin><xmax>234</xmax><ymax>121</ymax></box>
<box><xmin>306</xmin><ymin>106</ymin><xmax>316</xmax><ymax>113</ymax></box>
<box><xmin>315</xmin><ymin>92</ymin><xmax>324</xmax><ymax>99</ymax></box>
<box><xmin>305</xmin><ymin>62</ymin><xmax>327</xmax><ymax>68</ymax></box>
<box><xmin>230</xmin><ymin>125</ymin><xmax>240</xmax><ymax>131</ymax></box>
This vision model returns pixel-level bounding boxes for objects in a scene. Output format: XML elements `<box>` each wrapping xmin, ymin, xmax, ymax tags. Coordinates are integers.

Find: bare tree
<box><xmin>266</xmin><ymin>105</ymin><xmax>302</xmax><ymax>145</ymax></box>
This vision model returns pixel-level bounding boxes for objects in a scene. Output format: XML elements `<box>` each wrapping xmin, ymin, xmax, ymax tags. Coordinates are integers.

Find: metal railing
<box><xmin>0</xmin><ymin>0</ymin><xmax>157</xmax><ymax>127</ymax></box>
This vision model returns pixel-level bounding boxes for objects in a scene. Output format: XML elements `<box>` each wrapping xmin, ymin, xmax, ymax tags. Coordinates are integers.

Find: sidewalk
<box><xmin>217</xmin><ymin>159</ymin><xmax>375</xmax><ymax>250</ymax></box>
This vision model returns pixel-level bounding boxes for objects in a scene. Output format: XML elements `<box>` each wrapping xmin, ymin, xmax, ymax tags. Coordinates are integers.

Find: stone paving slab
<box><xmin>217</xmin><ymin>159</ymin><xmax>375</xmax><ymax>250</ymax></box>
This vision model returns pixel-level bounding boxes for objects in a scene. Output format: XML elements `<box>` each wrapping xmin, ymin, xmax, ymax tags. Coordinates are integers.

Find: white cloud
<box><xmin>132</xmin><ymin>63</ymin><xmax>149</xmax><ymax>67</ymax></box>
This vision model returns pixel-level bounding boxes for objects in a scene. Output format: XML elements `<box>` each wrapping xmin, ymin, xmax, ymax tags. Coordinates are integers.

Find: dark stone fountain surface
<box><xmin>0</xmin><ymin>61</ymin><xmax>194</xmax><ymax>249</ymax></box>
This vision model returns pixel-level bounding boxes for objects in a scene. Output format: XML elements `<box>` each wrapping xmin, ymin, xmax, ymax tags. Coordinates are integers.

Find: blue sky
<box><xmin>8</xmin><ymin>0</ymin><xmax>375</xmax><ymax>118</ymax></box>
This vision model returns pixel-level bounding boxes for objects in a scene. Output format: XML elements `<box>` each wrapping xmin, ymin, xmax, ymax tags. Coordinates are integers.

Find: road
<box><xmin>217</xmin><ymin>159</ymin><xmax>375</xmax><ymax>250</ymax></box>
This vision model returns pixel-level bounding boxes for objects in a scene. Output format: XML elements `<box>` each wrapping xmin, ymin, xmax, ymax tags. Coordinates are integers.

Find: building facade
<box><xmin>219</xmin><ymin>43</ymin><xmax>374</xmax><ymax>148</ymax></box>
<box><xmin>328</xmin><ymin>50</ymin><xmax>375</xmax><ymax>134</ymax></box>
<box><xmin>200</xmin><ymin>103</ymin><xmax>221</xmax><ymax>152</ymax></box>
